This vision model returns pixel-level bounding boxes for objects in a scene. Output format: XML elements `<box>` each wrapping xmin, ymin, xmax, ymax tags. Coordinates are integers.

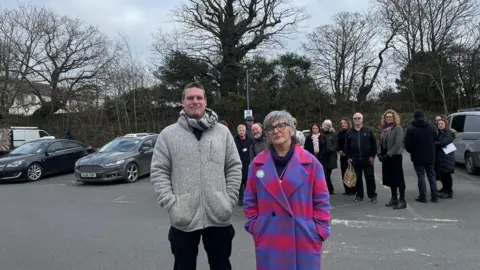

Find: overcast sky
<box><xmin>0</xmin><ymin>0</ymin><xmax>372</xmax><ymax>59</ymax></box>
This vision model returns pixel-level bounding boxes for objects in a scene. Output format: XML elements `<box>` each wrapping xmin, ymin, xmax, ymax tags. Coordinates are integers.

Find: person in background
<box><xmin>65</xmin><ymin>129</ymin><xmax>74</xmax><ymax>140</ymax></box>
<box><xmin>150</xmin><ymin>82</ymin><xmax>242</xmax><ymax>270</ymax></box>
<box><xmin>321</xmin><ymin>119</ymin><xmax>338</xmax><ymax>195</ymax></box>
<box><xmin>435</xmin><ymin>118</ymin><xmax>456</xmax><ymax>199</ymax></box>
<box><xmin>337</xmin><ymin>118</ymin><xmax>355</xmax><ymax>195</ymax></box>
<box><xmin>243</xmin><ymin>110</ymin><xmax>331</xmax><ymax>269</ymax></box>
<box><xmin>245</xmin><ymin>116</ymin><xmax>254</xmax><ymax>138</ymax></box>
<box><xmin>292</xmin><ymin>117</ymin><xmax>306</xmax><ymax>147</ymax></box>
<box><xmin>404</xmin><ymin>109</ymin><xmax>438</xmax><ymax>203</ymax></box>
<box><xmin>219</xmin><ymin>120</ymin><xmax>228</xmax><ymax>127</ymax></box>
<box><xmin>345</xmin><ymin>112</ymin><xmax>378</xmax><ymax>203</ymax></box>
<box><xmin>249</xmin><ymin>123</ymin><xmax>268</xmax><ymax>161</ymax></box>
<box><xmin>304</xmin><ymin>123</ymin><xmax>325</xmax><ymax>163</ymax></box>
<box><xmin>379</xmin><ymin>109</ymin><xmax>407</xmax><ymax>209</ymax></box>
<box><xmin>434</xmin><ymin>114</ymin><xmax>446</xmax><ymax>184</ymax></box>
<box><xmin>234</xmin><ymin>124</ymin><xmax>254</xmax><ymax>206</ymax></box>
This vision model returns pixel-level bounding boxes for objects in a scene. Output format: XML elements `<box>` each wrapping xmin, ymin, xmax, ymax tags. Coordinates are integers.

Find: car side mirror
<box><xmin>140</xmin><ymin>146</ymin><xmax>151</xmax><ymax>153</ymax></box>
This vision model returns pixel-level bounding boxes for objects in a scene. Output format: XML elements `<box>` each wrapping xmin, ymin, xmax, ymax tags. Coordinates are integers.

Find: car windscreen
<box><xmin>9</xmin><ymin>141</ymin><xmax>52</xmax><ymax>155</ymax></box>
<box><xmin>98</xmin><ymin>139</ymin><xmax>141</xmax><ymax>153</ymax></box>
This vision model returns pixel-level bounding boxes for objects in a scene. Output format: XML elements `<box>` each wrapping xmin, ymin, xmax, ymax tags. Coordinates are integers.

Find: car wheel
<box><xmin>26</xmin><ymin>163</ymin><xmax>43</xmax><ymax>181</ymax></box>
<box><xmin>465</xmin><ymin>152</ymin><xmax>479</xmax><ymax>175</ymax></box>
<box><xmin>125</xmin><ymin>163</ymin><xmax>139</xmax><ymax>183</ymax></box>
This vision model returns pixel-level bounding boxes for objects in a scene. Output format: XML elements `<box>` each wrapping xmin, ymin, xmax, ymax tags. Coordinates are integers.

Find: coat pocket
<box><xmin>252</xmin><ymin>216</ymin><xmax>268</xmax><ymax>244</ymax></box>
<box><xmin>204</xmin><ymin>191</ymin><xmax>233</xmax><ymax>223</ymax></box>
<box><xmin>208</xmin><ymin>140</ymin><xmax>224</xmax><ymax>165</ymax></box>
<box><xmin>305</xmin><ymin>219</ymin><xmax>322</xmax><ymax>250</ymax></box>
<box><xmin>169</xmin><ymin>193</ymin><xmax>197</xmax><ymax>229</ymax></box>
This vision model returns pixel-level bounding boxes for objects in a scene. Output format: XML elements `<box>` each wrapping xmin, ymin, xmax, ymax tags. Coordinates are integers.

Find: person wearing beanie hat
<box><xmin>404</xmin><ymin>109</ymin><xmax>439</xmax><ymax>203</ymax></box>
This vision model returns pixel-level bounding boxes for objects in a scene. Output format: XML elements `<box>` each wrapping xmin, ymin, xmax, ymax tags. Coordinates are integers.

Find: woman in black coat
<box><xmin>337</xmin><ymin>118</ymin><xmax>355</xmax><ymax>195</ymax></box>
<box><xmin>434</xmin><ymin>118</ymin><xmax>455</xmax><ymax>199</ymax></box>
<box><xmin>304</xmin><ymin>123</ymin><xmax>325</xmax><ymax>160</ymax></box>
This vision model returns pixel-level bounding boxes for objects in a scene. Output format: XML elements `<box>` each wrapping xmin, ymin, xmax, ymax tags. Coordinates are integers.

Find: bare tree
<box><xmin>152</xmin><ymin>0</ymin><xmax>308</xmax><ymax>97</ymax></box>
<box><xmin>0</xmin><ymin>5</ymin><xmax>48</xmax><ymax>116</ymax></box>
<box><xmin>2</xmin><ymin>4</ymin><xmax>117</xmax><ymax>116</ymax></box>
<box><xmin>303</xmin><ymin>12</ymin><xmax>377</xmax><ymax>103</ymax></box>
<box><xmin>376</xmin><ymin>0</ymin><xmax>480</xmax><ymax>64</ymax></box>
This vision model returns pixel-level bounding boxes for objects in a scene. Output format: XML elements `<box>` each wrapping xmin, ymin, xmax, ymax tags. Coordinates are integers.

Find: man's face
<box><xmin>353</xmin><ymin>113</ymin><xmax>363</xmax><ymax>125</ymax></box>
<box><xmin>181</xmin><ymin>87</ymin><xmax>206</xmax><ymax>119</ymax></box>
<box><xmin>435</xmin><ymin>116</ymin><xmax>442</xmax><ymax>122</ymax></box>
<box><xmin>237</xmin><ymin>125</ymin><xmax>246</xmax><ymax>137</ymax></box>
<box><xmin>246</xmin><ymin>120</ymin><xmax>253</xmax><ymax>126</ymax></box>
<box><xmin>252</xmin><ymin>124</ymin><xmax>263</xmax><ymax>139</ymax></box>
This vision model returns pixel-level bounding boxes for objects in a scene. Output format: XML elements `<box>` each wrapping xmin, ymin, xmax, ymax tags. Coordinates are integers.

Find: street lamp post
<box><xmin>245</xmin><ymin>68</ymin><xmax>250</xmax><ymax>110</ymax></box>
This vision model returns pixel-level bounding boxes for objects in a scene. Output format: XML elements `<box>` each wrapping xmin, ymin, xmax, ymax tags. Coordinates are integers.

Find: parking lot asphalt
<box><xmin>1</xmin><ymin>153</ymin><xmax>480</xmax><ymax>270</ymax></box>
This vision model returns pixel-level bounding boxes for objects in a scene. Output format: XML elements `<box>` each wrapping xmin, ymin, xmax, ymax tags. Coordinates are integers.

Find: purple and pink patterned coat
<box><xmin>244</xmin><ymin>144</ymin><xmax>331</xmax><ymax>270</ymax></box>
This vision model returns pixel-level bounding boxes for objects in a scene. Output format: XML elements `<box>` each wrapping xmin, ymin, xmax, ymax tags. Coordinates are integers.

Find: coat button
<box><xmin>271</xmin><ymin>212</ymin><xmax>276</xmax><ymax>217</ymax></box>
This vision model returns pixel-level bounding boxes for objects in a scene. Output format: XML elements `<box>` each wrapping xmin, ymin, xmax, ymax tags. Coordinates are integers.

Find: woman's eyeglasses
<box><xmin>266</xmin><ymin>122</ymin><xmax>289</xmax><ymax>133</ymax></box>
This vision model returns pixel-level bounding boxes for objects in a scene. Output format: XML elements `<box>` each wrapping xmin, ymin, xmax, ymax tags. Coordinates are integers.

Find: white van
<box><xmin>0</xmin><ymin>126</ymin><xmax>54</xmax><ymax>153</ymax></box>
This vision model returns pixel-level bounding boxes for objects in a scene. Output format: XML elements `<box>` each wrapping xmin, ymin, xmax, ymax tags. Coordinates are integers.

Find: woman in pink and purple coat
<box><xmin>243</xmin><ymin>110</ymin><xmax>331</xmax><ymax>270</ymax></box>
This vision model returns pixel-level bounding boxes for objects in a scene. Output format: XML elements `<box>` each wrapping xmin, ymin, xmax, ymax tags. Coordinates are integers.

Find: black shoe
<box><xmin>370</xmin><ymin>197</ymin><xmax>377</xmax><ymax>203</ymax></box>
<box><xmin>431</xmin><ymin>197</ymin><xmax>438</xmax><ymax>203</ymax></box>
<box><xmin>353</xmin><ymin>196</ymin><xmax>363</xmax><ymax>202</ymax></box>
<box><xmin>415</xmin><ymin>196</ymin><xmax>427</xmax><ymax>203</ymax></box>
<box><xmin>237</xmin><ymin>200</ymin><xmax>243</xmax><ymax>206</ymax></box>
<box><xmin>438</xmin><ymin>188</ymin><xmax>444</xmax><ymax>194</ymax></box>
<box><xmin>343</xmin><ymin>192</ymin><xmax>349</xmax><ymax>195</ymax></box>
<box><xmin>329</xmin><ymin>192</ymin><xmax>335</xmax><ymax>195</ymax></box>
<box><xmin>438</xmin><ymin>191</ymin><xmax>453</xmax><ymax>198</ymax></box>
<box><xmin>393</xmin><ymin>200</ymin><xmax>407</xmax><ymax>209</ymax></box>
<box><xmin>385</xmin><ymin>198</ymin><xmax>399</xmax><ymax>207</ymax></box>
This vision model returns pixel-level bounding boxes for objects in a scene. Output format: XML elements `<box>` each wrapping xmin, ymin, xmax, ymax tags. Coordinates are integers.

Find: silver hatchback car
<box><xmin>447</xmin><ymin>109</ymin><xmax>480</xmax><ymax>174</ymax></box>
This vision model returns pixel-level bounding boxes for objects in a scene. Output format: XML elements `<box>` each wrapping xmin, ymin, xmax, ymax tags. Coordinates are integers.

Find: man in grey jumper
<box><xmin>150</xmin><ymin>82</ymin><xmax>242</xmax><ymax>270</ymax></box>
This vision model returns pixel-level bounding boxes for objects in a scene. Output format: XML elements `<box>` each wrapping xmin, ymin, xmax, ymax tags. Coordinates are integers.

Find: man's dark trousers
<box><xmin>353</xmin><ymin>159</ymin><xmax>377</xmax><ymax>199</ymax></box>
<box><xmin>168</xmin><ymin>225</ymin><xmax>235</xmax><ymax>270</ymax></box>
<box><xmin>413</xmin><ymin>163</ymin><xmax>437</xmax><ymax>199</ymax></box>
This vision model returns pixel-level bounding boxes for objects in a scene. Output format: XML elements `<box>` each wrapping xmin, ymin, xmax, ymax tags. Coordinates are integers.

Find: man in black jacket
<box><xmin>345</xmin><ymin>112</ymin><xmax>378</xmax><ymax>203</ymax></box>
<box><xmin>404</xmin><ymin>109</ymin><xmax>438</xmax><ymax>203</ymax></box>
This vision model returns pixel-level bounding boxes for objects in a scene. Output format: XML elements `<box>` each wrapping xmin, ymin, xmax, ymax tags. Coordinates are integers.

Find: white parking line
<box><xmin>331</xmin><ymin>219</ymin><xmax>447</xmax><ymax>230</ymax></box>
<box><xmin>364</xmin><ymin>214</ymin><xmax>458</xmax><ymax>223</ymax></box>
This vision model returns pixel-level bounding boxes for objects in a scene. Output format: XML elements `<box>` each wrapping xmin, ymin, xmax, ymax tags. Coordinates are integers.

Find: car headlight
<box><xmin>7</xmin><ymin>160</ymin><xmax>24</xmax><ymax>167</ymax></box>
<box><xmin>104</xmin><ymin>160</ymin><xmax>125</xmax><ymax>167</ymax></box>
<box><xmin>75</xmin><ymin>159</ymin><xmax>81</xmax><ymax>167</ymax></box>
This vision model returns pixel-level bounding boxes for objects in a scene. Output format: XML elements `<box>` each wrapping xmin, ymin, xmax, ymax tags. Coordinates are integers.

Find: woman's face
<box><xmin>311</xmin><ymin>125</ymin><xmax>320</xmax><ymax>134</ymax></box>
<box><xmin>266</xmin><ymin>119</ymin><xmax>291</xmax><ymax>145</ymax></box>
<box><xmin>341</xmin><ymin>120</ymin><xmax>348</xmax><ymax>129</ymax></box>
<box><xmin>438</xmin><ymin>120</ymin><xmax>446</xmax><ymax>130</ymax></box>
<box><xmin>385</xmin><ymin>113</ymin><xmax>394</xmax><ymax>124</ymax></box>
<box><xmin>323</xmin><ymin>125</ymin><xmax>330</xmax><ymax>132</ymax></box>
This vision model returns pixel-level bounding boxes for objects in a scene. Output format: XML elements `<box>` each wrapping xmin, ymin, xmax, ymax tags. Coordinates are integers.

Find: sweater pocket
<box><xmin>169</xmin><ymin>193</ymin><xmax>197</xmax><ymax>229</ymax></box>
<box><xmin>204</xmin><ymin>191</ymin><xmax>233</xmax><ymax>225</ymax></box>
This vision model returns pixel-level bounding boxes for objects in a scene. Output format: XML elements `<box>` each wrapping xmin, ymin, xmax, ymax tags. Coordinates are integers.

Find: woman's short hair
<box><xmin>381</xmin><ymin>109</ymin><xmax>401</xmax><ymax>125</ymax></box>
<box><xmin>263</xmin><ymin>110</ymin><xmax>296</xmax><ymax>136</ymax></box>
<box><xmin>322</xmin><ymin>119</ymin><xmax>333</xmax><ymax>129</ymax></box>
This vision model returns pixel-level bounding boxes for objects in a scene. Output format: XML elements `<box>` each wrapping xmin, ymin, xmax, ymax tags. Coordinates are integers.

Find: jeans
<box><xmin>413</xmin><ymin>163</ymin><xmax>437</xmax><ymax>199</ymax></box>
<box><xmin>168</xmin><ymin>225</ymin><xmax>235</xmax><ymax>270</ymax></box>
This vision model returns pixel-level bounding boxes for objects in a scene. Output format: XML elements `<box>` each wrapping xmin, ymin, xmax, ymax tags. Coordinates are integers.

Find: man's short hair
<box><xmin>182</xmin><ymin>82</ymin><xmax>206</xmax><ymax>99</ymax></box>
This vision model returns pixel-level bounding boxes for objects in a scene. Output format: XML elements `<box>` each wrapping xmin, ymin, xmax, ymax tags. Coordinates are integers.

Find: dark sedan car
<box><xmin>0</xmin><ymin>139</ymin><xmax>94</xmax><ymax>182</ymax></box>
<box><xmin>74</xmin><ymin>134</ymin><xmax>157</xmax><ymax>183</ymax></box>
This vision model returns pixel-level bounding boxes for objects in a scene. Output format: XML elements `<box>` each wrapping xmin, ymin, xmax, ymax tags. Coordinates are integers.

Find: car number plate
<box><xmin>81</xmin><ymin>173</ymin><xmax>96</xmax><ymax>178</ymax></box>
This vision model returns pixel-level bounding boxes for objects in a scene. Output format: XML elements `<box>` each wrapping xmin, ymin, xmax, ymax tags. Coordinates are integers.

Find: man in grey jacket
<box><xmin>150</xmin><ymin>82</ymin><xmax>242</xmax><ymax>270</ymax></box>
